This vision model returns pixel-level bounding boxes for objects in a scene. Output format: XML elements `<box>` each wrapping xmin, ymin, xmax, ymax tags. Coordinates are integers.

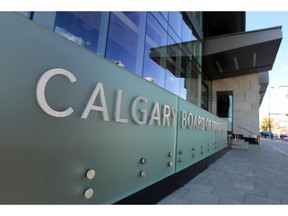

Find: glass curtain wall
<box><xmin>142</xmin><ymin>13</ymin><xmax>167</xmax><ymax>87</ymax></box>
<box><xmin>28</xmin><ymin>11</ymin><xmax>205</xmax><ymax>107</ymax></box>
<box><xmin>53</xmin><ymin>12</ymin><xmax>109</xmax><ymax>56</ymax></box>
<box><xmin>105</xmin><ymin>12</ymin><xmax>146</xmax><ymax>76</ymax></box>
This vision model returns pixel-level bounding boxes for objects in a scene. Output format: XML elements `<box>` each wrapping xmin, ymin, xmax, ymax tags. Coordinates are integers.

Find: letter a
<box><xmin>81</xmin><ymin>82</ymin><xmax>109</xmax><ymax>121</ymax></box>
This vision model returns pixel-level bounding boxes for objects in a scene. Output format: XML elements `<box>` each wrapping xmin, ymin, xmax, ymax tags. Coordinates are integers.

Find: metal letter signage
<box><xmin>36</xmin><ymin>68</ymin><xmax>77</xmax><ymax>117</ymax></box>
<box><xmin>36</xmin><ymin>68</ymin><xmax>225</xmax><ymax>132</ymax></box>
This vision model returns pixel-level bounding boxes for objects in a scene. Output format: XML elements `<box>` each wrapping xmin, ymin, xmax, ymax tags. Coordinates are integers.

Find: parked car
<box><xmin>260</xmin><ymin>131</ymin><xmax>273</xmax><ymax>138</ymax></box>
<box><xmin>280</xmin><ymin>134</ymin><xmax>288</xmax><ymax>139</ymax></box>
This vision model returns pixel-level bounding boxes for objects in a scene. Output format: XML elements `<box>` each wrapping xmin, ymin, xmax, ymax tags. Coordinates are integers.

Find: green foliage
<box><xmin>260</xmin><ymin>117</ymin><xmax>274</xmax><ymax>131</ymax></box>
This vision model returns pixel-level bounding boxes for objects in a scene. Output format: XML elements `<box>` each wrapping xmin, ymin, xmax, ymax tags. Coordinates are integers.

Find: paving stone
<box><xmin>186</xmin><ymin>199</ymin><xmax>205</xmax><ymax>204</ymax></box>
<box><xmin>224</xmin><ymin>172</ymin><xmax>248</xmax><ymax>181</ymax></box>
<box><xmin>182</xmin><ymin>190</ymin><xmax>220</xmax><ymax>204</ymax></box>
<box><xmin>158</xmin><ymin>195</ymin><xmax>191</xmax><ymax>204</ymax></box>
<box><xmin>218</xmin><ymin>196</ymin><xmax>243</xmax><ymax>204</ymax></box>
<box><xmin>183</xmin><ymin>182</ymin><xmax>214</xmax><ymax>194</ymax></box>
<box><xmin>236</xmin><ymin>186</ymin><xmax>267</xmax><ymax>197</ymax></box>
<box><xmin>211</xmin><ymin>187</ymin><xmax>245</xmax><ymax>202</ymax></box>
<box><xmin>157</xmin><ymin>140</ymin><xmax>288</xmax><ymax>205</ymax></box>
<box><xmin>170</xmin><ymin>187</ymin><xmax>189</xmax><ymax>197</ymax></box>
<box><xmin>264</xmin><ymin>184</ymin><xmax>288</xmax><ymax>195</ymax></box>
<box><xmin>208</xmin><ymin>178</ymin><xmax>234</xmax><ymax>189</ymax></box>
<box><xmin>267</xmin><ymin>190</ymin><xmax>288</xmax><ymax>204</ymax></box>
<box><xmin>245</xmin><ymin>194</ymin><xmax>281</xmax><ymax>204</ymax></box>
<box><xmin>203</xmin><ymin>169</ymin><xmax>224</xmax><ymax>178</ymax></box>
<box><xmin>191</xmin><ymin>176</ymin><xmax>211</xmax><ymax>185</ymax></box>
<box><xmin>230</xmin><ymin>179</ymin><xmax>255</xmax><ymax>190</ymax></box>
<box><xmin>254</xmin><ymin>178</ymin><xmax>274</xmax><ymax>189</ymax></box>
<box><xmin>272</xmin><ymin>179</ymin><xmax>288</xmax><ymax>188</ymax></box>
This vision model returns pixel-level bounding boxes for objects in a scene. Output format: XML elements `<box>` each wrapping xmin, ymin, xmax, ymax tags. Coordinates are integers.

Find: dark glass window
<box><xmin>106</xmin><ymin>12</ymin><xmax>146</xmax><ymax>75</ymax></box>
<box><xmin>143</xmin><ymin>13</ymin><xmax>167</xmax><ymax>87</ymax></box>
<box><xmin>201</xmin><ymin>73</ymin><xmax>212</xmax><ymax>111</ymax></box>
<box><xmin>217</xmin><ymin>92</ymin><xmax>233</xmax><ymax>133</ymax></box>
<box><xmin>54</xmin><ymin>12</ymin><xmax>104</xmax><ymax>54</ymax></box>
<box><xmin>201</xmin><ymin>83</ymin><xmax>209</xmax><ymax>110</ymax></box>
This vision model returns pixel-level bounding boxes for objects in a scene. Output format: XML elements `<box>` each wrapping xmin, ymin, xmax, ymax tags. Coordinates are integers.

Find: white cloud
<box><xmin>281</xmin><ymin>65</ymin><xmax>288</xmax><ymax>71</ymax></box>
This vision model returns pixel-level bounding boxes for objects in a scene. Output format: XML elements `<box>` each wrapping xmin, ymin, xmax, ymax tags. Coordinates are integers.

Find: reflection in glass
<box><xmin>106</xmin><ymin>12</ymin><xmax>146</xmax><ymax>75</ymax></box>
<box><xmin>168</xmin><ymin>12</ymin><xmax>182</xmax><ymax>40</ymax></box>
<box><xmin>143</xmin><ymin>13</ymin><xmax>167</xmax><ymax>87</ymax></box>
<box><xmin>150</xmin><ymin>12</ymin><xmax>168</xmax><ymax>30</ymax></box>
<box><xmin>192</xmin><ymin>12</ymin><xmax>203</xmax><ymax>30</ymax></box>
<box><xmin>54</xmin><ymin>12</ymin><xmax>103</xmax><ymax>54</ymax></box>
<box><xmin>161</xmin><ymin>12</ymin><xmax>168</xmax><ymax>20</ymax></box>
<box><xmin>165</xmin><ymin>36</ymin><xmax>181</xmax><ymax>96</ymax></box>
<box><xmin>50</xmin><ymin>11</ymin><xmax>205</xmax><ymax>107</ymax></box>
<box><xmin>185</xmin><ymin>57</ymin><xmax>199</xmax><ymax>105</ymax></box>
<box><xmin>182</xmin><ymin>17</ymin><xmax>195</xmax><ymax>42</ymax></box>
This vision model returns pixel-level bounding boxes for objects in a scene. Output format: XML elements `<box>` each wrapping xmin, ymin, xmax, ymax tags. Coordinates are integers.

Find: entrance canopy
<box><xmin>202</xmin><ymin>26</ymin><xmax>282</xmax><ymax>80</ymax></box>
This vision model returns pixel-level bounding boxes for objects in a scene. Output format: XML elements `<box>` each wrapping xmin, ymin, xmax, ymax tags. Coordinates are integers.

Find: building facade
<box><xmin>0</xmin><ymin>12</ymin><xmax>282</xmax><ymax>204</ymax></box>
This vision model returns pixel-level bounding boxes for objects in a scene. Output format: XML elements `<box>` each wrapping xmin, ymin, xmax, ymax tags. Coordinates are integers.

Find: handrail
<box><xmin>236</xmin><ymin>125</ymin><xmax>256</xmax><ymax>136</ymax></box>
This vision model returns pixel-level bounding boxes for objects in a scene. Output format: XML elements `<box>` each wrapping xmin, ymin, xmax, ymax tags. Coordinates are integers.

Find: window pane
<box><xmin>201</xmin><ymin>83</ymin><xmax>208</xmax><ymax>110</ymax></box>
<box><xmin>106</xmin><ymin>12</ymin><xmax>146</xmax><ymax>75</ymax></box>
<box><xmin>143</xmin><ymin>13</ymin><xmax>167</xmax><ymax>87</ymax></box>
<box><xmin>217</xmin><ymin>92</ymin><xmax>233</xmax><ymax>133</ymax></box>
<box><xmin>202</xmin><ymin>73</ymin><xmax>212</xmax><ymax>111</ymax></box>
<box><xmin>182</xmin><ymin>18</ymin><xmax>197</xmax><ymax>42</ymax></box>
<box><xmin>161</xmin><ymin>12</ymin><xmax>168</xmax><ymax>20</ymax></box>
<box><xmin>168</xmin><ymin>12</ymin><xmax>182</xmax><ymax>40</ymax></box>
<box><xmin>165</xmin><ymin>36</ymin><xmax>182</xmax><ymax>96</ymax></box>
<box><xmin>150</xmin><ymin>12</ymin><xmax>168</xmax><ymax>30</ymax></box>
<box><xmin>186</xmin><ymin>59</ymin><xmax>199</xmax><ymax>105</ymax></box>
<box><xmin>54</xmin><ymin>12</ymin><xmax>103</xmax><ymax>54</ymax></box>
<box><xmin>192</xmin><ymin>12</ymin><xmax>203</xmax><ymax>30</ymax></box>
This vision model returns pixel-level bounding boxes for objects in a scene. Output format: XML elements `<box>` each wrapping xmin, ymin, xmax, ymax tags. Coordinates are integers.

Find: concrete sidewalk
<box><xmin>158</xmin><ymin>139</ymin><xmax>288</xmax><ymax>204</ymax></box>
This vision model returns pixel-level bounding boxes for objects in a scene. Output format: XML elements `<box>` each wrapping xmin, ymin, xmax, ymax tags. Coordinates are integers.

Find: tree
<box><xmin>260</xmin><ymin>117</ymin><xmax>274</xmax><ymax>131</ymax></box>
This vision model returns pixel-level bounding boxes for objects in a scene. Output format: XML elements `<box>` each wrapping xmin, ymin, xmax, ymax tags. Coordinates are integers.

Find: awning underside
<box><xmin>202</xmin><ymin>26</ymin><xmax>282</xmax><ymax>80</ymax></box>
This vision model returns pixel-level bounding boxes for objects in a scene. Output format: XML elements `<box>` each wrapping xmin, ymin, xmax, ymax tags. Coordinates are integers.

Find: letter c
<box><xmin>36</xmin><ymin>68</ymin><xmax>77</xmax><ymax>117</ymax></box>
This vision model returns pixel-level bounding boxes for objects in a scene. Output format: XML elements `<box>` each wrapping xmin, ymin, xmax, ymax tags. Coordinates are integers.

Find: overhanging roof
<box><xmin>259</xmin><ymin>71</ymin><xmax>269</xmax><ymax>105</ymax></box>
<box><xmin>202</xmin><ymin>26</ymin><xmax>282</xmax><ymax>80</ymax></box>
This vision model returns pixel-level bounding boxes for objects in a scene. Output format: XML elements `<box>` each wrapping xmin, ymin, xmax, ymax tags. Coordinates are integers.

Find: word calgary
<box><xmin>36</xmin><ymin>68</ymin><xmax>225</xmax><ymax>132</ymax></box>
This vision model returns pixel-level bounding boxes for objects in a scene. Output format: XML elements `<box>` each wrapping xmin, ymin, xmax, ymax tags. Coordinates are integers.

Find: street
<box><xmin>263</xmin><ymin>138</ymin><xmax>288</xmax><ymax>157</ymax></box>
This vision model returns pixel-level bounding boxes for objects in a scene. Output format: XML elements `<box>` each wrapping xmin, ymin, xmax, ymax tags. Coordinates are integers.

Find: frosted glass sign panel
<box><xmin>176</xmin><ymin>98</ymin><xmax>214</xmax><ymax>172</ymax></box>
<box><xmin>0</xmin><ymin>13</ymin><xmax>227</xmax><ymax>204</ymax></box>
<box><xmin>176</xmin><ymin>98</ymin><xmax>227</xmax><ymax>172</ymax></box>
<box><xmin>0</xmin><ymin>13</ymin><xmax>177</xmax><ymax>204</ymax></box>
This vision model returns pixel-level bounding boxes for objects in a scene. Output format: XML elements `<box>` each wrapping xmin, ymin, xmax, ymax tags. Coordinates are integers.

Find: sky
<box><xmin>246</xmin><ymin>12</ymin><xmax>288</xmax><ymax>121</ymax></box>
